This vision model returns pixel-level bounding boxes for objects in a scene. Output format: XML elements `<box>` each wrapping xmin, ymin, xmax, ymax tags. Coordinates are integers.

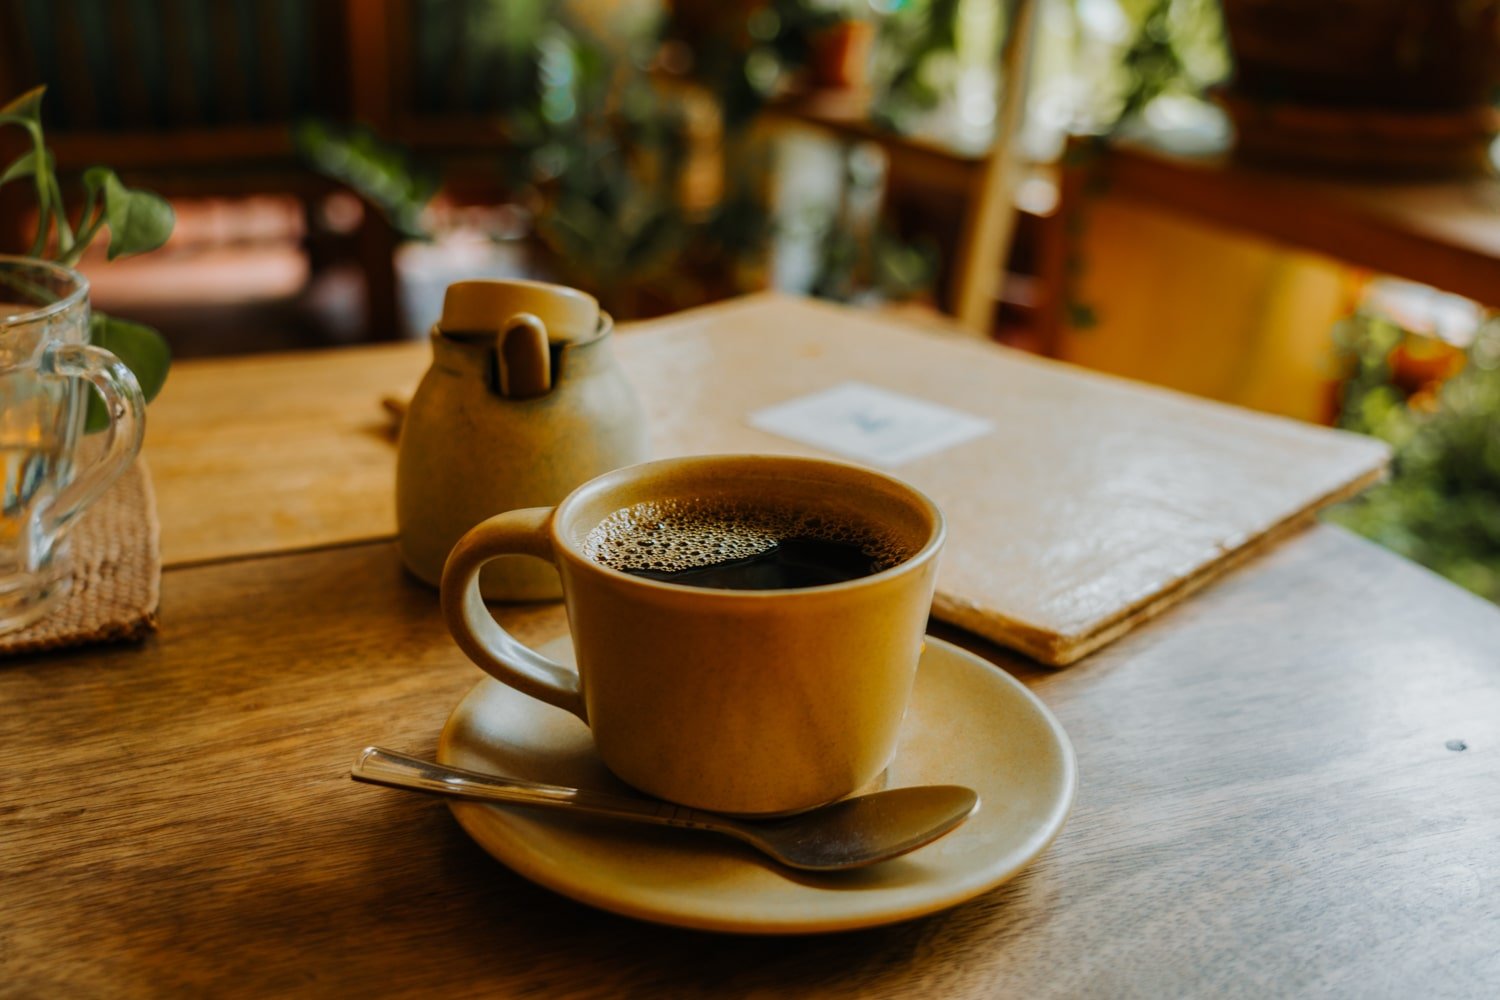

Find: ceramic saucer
<box><xmin>437</xmin><ymin>635</ymin><xmax>1077</xmax><ymax>934</ymax></box>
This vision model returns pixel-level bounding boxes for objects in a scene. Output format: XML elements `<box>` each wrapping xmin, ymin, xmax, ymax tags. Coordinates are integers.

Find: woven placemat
<box><xmin>0</xmin><ymin>459</ymin><xmax>161</xmax><ymax>657</ymax></box>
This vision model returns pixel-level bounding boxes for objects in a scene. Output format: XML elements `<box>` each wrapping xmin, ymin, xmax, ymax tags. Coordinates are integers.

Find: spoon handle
<box><xmin>351</xmin><ymin>747</ymin><xmax>726</xmax><ymax>833</ymax></box>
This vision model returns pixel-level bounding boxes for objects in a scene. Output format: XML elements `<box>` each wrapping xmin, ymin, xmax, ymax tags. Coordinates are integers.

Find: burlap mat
<box><xmin>0</xmin><ymin>459</ymin><xmax>161</xmax><ymax>657</ymax></box>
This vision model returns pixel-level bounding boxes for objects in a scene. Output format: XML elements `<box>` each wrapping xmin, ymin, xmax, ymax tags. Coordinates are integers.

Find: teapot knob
<box><xmin>496</xmin><ymin>313</ymin><xmax>552</xmax><ymax>399</ymax></box>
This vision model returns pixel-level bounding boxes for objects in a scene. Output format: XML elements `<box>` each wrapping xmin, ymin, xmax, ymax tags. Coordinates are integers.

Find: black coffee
<box><xmin>583</xmin><ymin>497</ymin><xmax>911</xmax><ymax>591</ymax></box>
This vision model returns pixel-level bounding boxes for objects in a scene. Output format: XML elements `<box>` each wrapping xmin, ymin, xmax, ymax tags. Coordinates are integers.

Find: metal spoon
<box><xmin>352</xmin><ymin>746</ymin><xmax>978</xmax><ymax>872</ymax></box>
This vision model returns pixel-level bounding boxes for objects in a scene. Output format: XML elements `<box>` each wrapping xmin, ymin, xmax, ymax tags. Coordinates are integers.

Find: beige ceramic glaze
<box><xmin>440</xmin><ymin>454</ymin><xmax>945</xmax><ymax>816</ymax></box>
<box><xmin>397</xmin><ymin>280</ymin><xmax>647</xmax><ymax>600</ymax></box>
<box><xmin>437</xmin><ymin>634</ymin><xmax>1077</xmax><ymax>934</ymax></box>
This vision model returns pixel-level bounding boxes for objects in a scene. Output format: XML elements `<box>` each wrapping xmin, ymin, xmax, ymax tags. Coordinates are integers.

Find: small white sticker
<box><xmin>748</xmin><ymin>381</ymin><xmax>993</xmax><ymax>466</ymax></box>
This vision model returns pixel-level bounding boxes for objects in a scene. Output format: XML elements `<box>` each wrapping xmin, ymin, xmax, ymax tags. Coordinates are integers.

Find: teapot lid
<box><xmin>439</xmin><ymin>279</ymin><xmax>600</xmax><ymax>345</ymax></box>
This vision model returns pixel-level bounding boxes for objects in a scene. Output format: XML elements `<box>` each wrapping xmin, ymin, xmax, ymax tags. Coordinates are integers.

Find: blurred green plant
<box><xmin>301</xmin><ymin>3</ymin><xmax>936</xmax><ymax>317</ymax></box>
<box><xmin>871</xmin><ymin>0</ymin><xmax>963</xmax><ymax>133</ymax></box>
<box><xmin>1327</xmin><ymin>312</ymin><xmax>1500</xmax><ymax>604</ymax></box>
<box><xmin>874</xmin><ymin>0</ymin><xmax>1229</xmax><ymax>140</ymax></box>
<box><xmin>1113</xmin><ymin>0</ymin><xmax>1193</xmax><ymax>123</ymax></box>
<box><xmin>530</xmin><ymin>4</ymin><xmax>938</xmax><ymax>309</ymax></box>
<box><xmin>526</xmin><ymin>18</ymin><xmax>700</xmax><ymax>309</ymax></box>
<box><xmin>0</xmin><ymin>86</ymin><xmax>174</xmax><ymax>428</ymax></box>
<box><xmin>293</xmin><ymin>121</ymin><xmax>439</xmax><ymax>241</ymax></box>
<box><xmin>296</xmin><ymin>12</ymin><xmax>709</xmax><ymax>316</ymax></box>
<box><xmin>1101</xmin><ymin>0</ymin><xmax>1227</xmax><ymax>131</ymax></box>
<box><xmin>1057</xmin><ymin>0</ymin><xmax>1230</xmax><ymax>331</ymax></box>
<box><xmin>807</xmin><ymin>144</ymin><xmax>937</xmax><ymax>302</ymax></box>
<box><xmin>664</xmin><ymin>0</ymin><xmax>848</xmax><ymax>129</ymax></box>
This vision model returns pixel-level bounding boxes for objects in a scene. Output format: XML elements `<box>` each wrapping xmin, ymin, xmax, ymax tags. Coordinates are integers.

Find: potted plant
<box><xmin>808</xmin><ymin>1</ymin><xmax>878</xmax><ymax>92</ymax></box>
<box><xmin>0</xmin><ymin>86</ymin><xmax>173</xmax><ymax>418</ymax></box>
<box><xmin>1329</xmin><ymin>307</ymin><xmax>1500</xmax><ymax>602</ymax></box>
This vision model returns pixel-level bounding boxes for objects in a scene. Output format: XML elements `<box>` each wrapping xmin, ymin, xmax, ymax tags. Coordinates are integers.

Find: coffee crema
<box><xmin>583</xmin><ymin>497</ymin><xmax>913</xmax><ymax>590</ymax></box>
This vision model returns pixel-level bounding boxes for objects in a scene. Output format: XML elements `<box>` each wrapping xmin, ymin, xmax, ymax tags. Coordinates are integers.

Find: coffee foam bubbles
<box><xmin>583</xmin><ymin>497</ymin><xmax>911</xmax><ymax>576</ymax></box>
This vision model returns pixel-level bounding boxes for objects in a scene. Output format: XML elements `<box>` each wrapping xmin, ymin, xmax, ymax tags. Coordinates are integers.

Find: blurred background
<box><xmin>2</xmin><ymin>0</ymin><xmax>1499</xmax><ymax>601</ymax></box>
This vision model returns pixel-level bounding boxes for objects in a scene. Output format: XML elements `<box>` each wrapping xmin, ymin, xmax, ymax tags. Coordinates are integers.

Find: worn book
<box><xmin>615</xmin><ymin>295</ymin><xmax>1389</xmax><ymax>665</ymax></box>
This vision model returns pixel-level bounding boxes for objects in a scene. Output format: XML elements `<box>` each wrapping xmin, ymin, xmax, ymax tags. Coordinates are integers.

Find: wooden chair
<box><xmin>763</xmin><ymin>0</ymin><xmax>1040</xmax><ymax>336</ymax></box>
<box><xmin>949</xmin><ymin>0</ymin><xmax>1039</xmax><ymax>333</ymax></box>
<box><xmin>0</xmin><ymin>0</ymin><xmax>406</xmax><ymax>339</ymax></box>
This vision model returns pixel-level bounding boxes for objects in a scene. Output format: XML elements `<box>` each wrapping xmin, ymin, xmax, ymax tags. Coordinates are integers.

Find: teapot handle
<box><xmin>496</xmin><ymin>313</ymin><xmax>551</xmax><ymax>398</ymax></box>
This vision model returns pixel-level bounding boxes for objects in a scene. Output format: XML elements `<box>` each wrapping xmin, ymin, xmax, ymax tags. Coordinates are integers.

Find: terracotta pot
<box><xmin>809</xmin><ymin>19</ymin><xmax>877</xmax><ymax>91</ymax></box>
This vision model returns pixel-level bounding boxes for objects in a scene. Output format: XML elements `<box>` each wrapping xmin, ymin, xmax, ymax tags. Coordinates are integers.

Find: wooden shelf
<box><xmin>762</xmin><ymin>89</ymin><xmax>990</xmax><ymax>198</ymax></box>
<box><xmin>1094</xmin><ymin>140</ymin><xmax>1500</xmax><ymax>308</ymax></box>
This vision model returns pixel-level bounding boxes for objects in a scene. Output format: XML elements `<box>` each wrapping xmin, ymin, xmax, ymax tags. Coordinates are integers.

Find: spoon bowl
<box><xmin>352</xmin><ymin>747</ymin><xmax>979</xmax><ymax>871</ymax></box>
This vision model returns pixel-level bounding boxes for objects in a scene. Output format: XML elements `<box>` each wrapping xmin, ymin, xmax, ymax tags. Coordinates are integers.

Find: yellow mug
<box><xmin>441</xmin><ymin>454</ymin><xmax>945</xmax><ymax>816</ymax></box>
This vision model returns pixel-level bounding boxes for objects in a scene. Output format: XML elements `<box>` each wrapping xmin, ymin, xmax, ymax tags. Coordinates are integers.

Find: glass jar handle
<box><xmin>41</xmin><ymin>342</ymin><xmax>146</xmax><ymax>536</ymax></box>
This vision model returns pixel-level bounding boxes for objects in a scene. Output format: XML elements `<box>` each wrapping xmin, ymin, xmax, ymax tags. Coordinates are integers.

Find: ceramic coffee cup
<box><xmin>440</xmin><ymin>454</ymin><xmax>945</xmax><ymax>816</ymax></box>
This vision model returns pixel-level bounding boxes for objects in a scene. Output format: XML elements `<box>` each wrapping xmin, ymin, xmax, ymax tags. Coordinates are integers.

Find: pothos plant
<box><xmin>1</xmin><ymin>86</ymin><xmax>174</xmax><ymax>428</ymax></box>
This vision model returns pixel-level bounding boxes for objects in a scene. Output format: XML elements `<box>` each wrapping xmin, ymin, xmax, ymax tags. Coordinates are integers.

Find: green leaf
<box><xmin>0</xmin><ymin>147</ymin><xmax>52</xmax><ymax>187</ymax></box>
<box><xmin>84</xmin><ymin>312</ymin><xmax>171</xmax><ymax>432</ymax></box>
<box><xmin>0</xmin><ymin>85</ymin><xmax>46</xmax><ymax>122</ymax></box>
<box><xmin>4</xmin><ymin>92</ymin><xmax>53</xmax><ymax>256</ymax></box>
<box><xmin>293</xmin><ymin>119</ymin><xmax>435</xmax><ymax>241</ymax></box>
<box><xmin>47</xmin><ymin>169</ymin><xmax>73</xmax><ymax>253</ymax></box>
<box><xmin>85</xmin><ymin>168</ymin><xmax>175</xmax><ymax>259</ymax></box>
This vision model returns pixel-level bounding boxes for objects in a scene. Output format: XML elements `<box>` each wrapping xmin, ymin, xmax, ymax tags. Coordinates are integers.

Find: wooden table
<box><xmin>5</xmin><ymin>299</ymin><xmax>1499</xmax><ymax>996</ymax></box>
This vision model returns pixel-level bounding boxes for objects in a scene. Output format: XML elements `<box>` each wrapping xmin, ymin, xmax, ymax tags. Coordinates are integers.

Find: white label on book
<box><xmin>748</xmin><ymin>381</ymin><xmax>993</xmax><ymax>466</ymax></box>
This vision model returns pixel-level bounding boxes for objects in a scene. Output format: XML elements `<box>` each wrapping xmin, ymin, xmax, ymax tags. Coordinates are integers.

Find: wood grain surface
<box><xmin>144</xmin><ymin>294</ymin><xmax>1387</xmax><ymax>665</ymax></box>
<box><xmin>142</xmin><ymin>340</ymin><xmax>424</xmax><ymax>568</ymax></box>
<box><xmin>3</xmin><ymin>527</ymin><xmax>1496</xmax><ymax>997</ymax></box>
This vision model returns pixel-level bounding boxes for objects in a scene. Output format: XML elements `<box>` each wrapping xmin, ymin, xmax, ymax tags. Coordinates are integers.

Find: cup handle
<box><xmin>41</xmin><ymin>342</ymin><xmax>146</xmax><ymax>537</ymax></box>
<box><xmin>440</xmin><ymin>508</ymin><xmax>587</xmax><ymax>721</ymax></box>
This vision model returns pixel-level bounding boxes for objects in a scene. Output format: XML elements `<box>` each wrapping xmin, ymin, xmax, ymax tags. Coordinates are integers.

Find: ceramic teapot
<box><xmin>397</xmin><ymin>280</ymin><xmax>648</xmax><ymax>600</ymax></box>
